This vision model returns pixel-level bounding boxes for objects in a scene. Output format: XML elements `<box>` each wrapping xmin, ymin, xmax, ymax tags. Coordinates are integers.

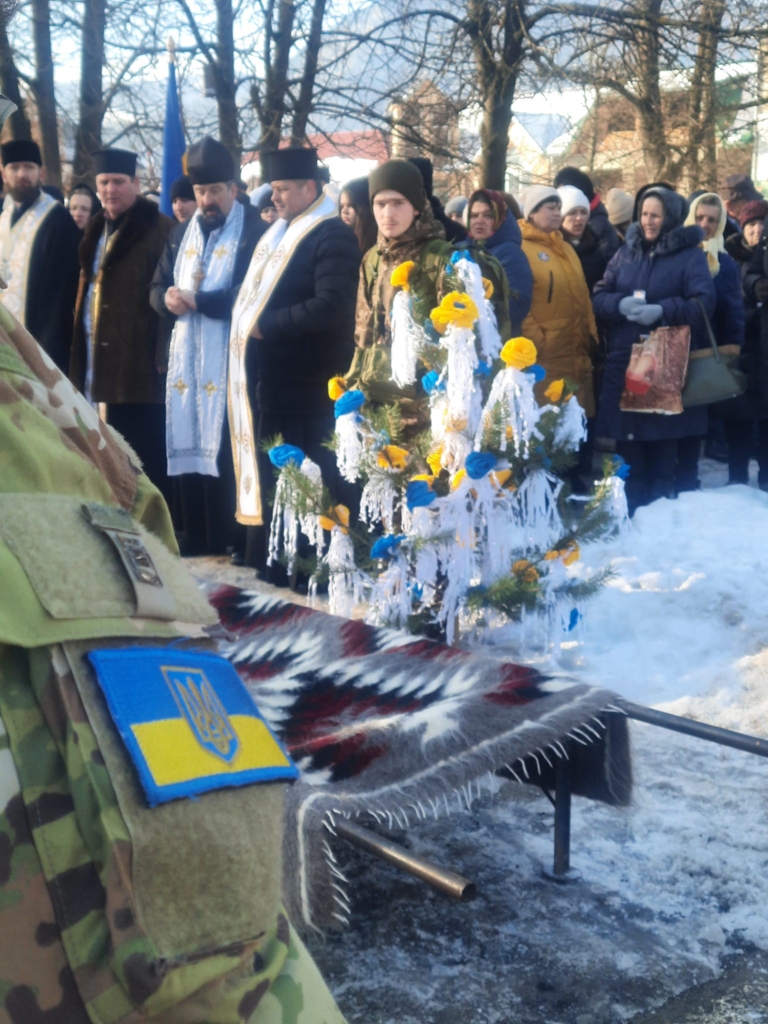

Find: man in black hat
<box><xmin>228</xmin><ymin>146</ymin><xmax>360</xmax><ymax>577</ymax></box>
<box><xmin>0</xmin><ymin>139</ymin><xmax>81</xmax><ymax>371</ymax></box>
<box><xmin>69</xmin><ymin>147</ymin><xmax>173</xmax><ymax>498</ymax></box>
<box><xmin>407</xmin><ymin>156</ymin><xmax>467</xmax><ymax>243</ymax></box>
<box><xmin>148</xmin><ymin>136</ymin><xmax>266</xmax><ymax>557</ymax></box>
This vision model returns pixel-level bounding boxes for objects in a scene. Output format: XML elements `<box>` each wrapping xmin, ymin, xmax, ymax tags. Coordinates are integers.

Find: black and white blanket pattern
<box><xmin>208</xmin><ymin>585</ymin><xmax>632</xmax><ymax>930</ymax></box>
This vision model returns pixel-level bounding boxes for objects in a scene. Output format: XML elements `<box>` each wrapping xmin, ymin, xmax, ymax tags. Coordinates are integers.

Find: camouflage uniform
<box><xmin>0</xmin><ymin>307</ymin><xmax>345</xmax><ymax>1024</ymax></box>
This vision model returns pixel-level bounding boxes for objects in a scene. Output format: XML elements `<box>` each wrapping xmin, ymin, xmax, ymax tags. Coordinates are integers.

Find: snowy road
<box><xmin>190</xmin><ymin>475</ymin><xmax>768</xmax><ymax>1023</ymax></box>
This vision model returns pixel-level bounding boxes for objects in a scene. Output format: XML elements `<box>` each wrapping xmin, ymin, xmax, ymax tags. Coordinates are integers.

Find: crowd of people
<box><xmin>2</xmin><ymin>134</ymin><xmax>768</xmax><ymax>565</ymax></box>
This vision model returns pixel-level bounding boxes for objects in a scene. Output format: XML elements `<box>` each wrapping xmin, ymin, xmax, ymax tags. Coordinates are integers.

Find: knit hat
<box><xmin>557</xmin><ymin>185</ymin><xmax>590</xmax><ymax>217</ymax></box>
<box><xmin>445</xmin><ymin>196</ymin><xmax>468</xmax><ymax>217</ymax></box>
<box><xmin>522</xmin><ymin>184</ymin><xmax>560</xmax><ymax>220</ymax></box>
<box><xmin>553</xmin><ymin>166</ymin><xmax>595</xmax><ymax>202</ymax></box>
<box><xmin>407</xmin><ymin>157</ymin><xmax>434</xmax><ymax>197</ymax></box>
<box><xmin>605</xmin><ymin>187</ymin><xmax>634</xmax><ymax>227</ymax></box>
<box><xmin>369</xmin><ymin>159</ymin><xmax>426</xmax><ymax>210</ymax></box>
<box><xmin>170</xmin><ymin>175</ymin><xmax>195</xmax><ymax>202</ymax></box>
<box><xmin>739</xmin><ymin>199</ymin><xmax>768</xmax><ymax>228</ymax></box>
<box><xmin>719</xmin><ymin>173</ymin><xmax>762</xmax><ymax>204</ymax></box>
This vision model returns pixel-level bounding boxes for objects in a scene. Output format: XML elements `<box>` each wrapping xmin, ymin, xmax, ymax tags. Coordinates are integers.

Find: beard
<box><xmin>10</xmin><ymin>183</ymin><xmax>40</xmax><ymax>205</ymax></box>
<box><xmin>201</xmin><ymin>204</ymin><xmax>226</xmax><ymax>230</ymax></box>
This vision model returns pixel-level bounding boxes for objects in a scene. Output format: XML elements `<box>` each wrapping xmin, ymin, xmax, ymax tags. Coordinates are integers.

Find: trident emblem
<box><xmin>162</xmin><ymin>667</ymin><xmax>239</xmax><ymax>764</ymax></box>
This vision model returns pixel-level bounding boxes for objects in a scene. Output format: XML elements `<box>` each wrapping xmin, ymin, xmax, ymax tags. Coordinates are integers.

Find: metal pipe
<box><xmin>334</xmin><ymin>818</ymin><xmax>477</xmax><ymax>902</ymax></box>
<box><xmin>620</xmin><ymin>701</ymin><xmax>768</xmax><ymax>758</ymax></box>
<box><xmin>553</xmin><ymin>752</ymin><xmax>571</xmax><ymax>877</ymax></box>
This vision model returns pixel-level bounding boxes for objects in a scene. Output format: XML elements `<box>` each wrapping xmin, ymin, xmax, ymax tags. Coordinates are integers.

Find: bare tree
<box><xmin>72</xmin><ymin>0</ymin><xmax>106</xmax><ymax>181</ymax></box>
<box><xmin>0</xmin><ymin>12</ymin><xmax>31</xmax><ymax>139</ymax></box>
<box><xmin>29</xmin><ymin>0</ymin><xmax>62</xmax><ymax>186</ymax></box>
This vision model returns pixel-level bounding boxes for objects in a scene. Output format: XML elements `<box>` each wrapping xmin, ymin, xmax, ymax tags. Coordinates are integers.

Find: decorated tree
<box><xmin>265</xmin><ymin>250</ymin><xmax>628</xmax><ymax>648</ymax></box>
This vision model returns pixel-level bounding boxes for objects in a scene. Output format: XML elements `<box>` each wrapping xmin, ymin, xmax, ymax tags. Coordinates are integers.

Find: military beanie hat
<box><xmin>369</xmin><ymin>159</ymin><xmax>426</xmax><ymax>209</ymax></box>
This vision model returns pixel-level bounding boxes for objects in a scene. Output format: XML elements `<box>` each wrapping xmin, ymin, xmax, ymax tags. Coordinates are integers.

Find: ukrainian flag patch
<box><xmin>88</xmin><ymin>647</ymin><xmax>298</xmax><ymax>806</ymax></box>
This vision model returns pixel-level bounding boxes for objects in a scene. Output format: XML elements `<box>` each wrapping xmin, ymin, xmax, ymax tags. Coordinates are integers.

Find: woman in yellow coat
<box><xmin>518</xmin><ymin>185</ymin><xmax>599</xmax><ymax>417</ymax></box>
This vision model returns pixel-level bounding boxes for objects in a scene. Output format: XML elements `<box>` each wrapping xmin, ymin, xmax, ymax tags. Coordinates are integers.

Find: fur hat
<box><xmin>1</xmin><ymin>139</ymin><xmax>42</xmax><ymax>166</ymax></box>
<box><xmin>553</xmin><ymin>166</ymin><xmax>595</xmax><ymax>201</ymax></box>
<box><xmin>522</xmin><ymin>184</ymin><xmax>560</xmax><ymax>220</ymax></box>
<box><xmin>557</xmin><ymin>185</ymin><xmax>590</xmax><ymax>217</ymax></box>
<box><xmin>605</xmin><ymin>188</ymin><xmax>634</xmax><ymax>227</ymax></box>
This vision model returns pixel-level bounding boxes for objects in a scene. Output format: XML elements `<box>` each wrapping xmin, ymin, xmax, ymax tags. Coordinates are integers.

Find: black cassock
<box><xmin>15</xmin><ymin>200</ymin><xmax>82</xmax><ymax>372</ymax></box>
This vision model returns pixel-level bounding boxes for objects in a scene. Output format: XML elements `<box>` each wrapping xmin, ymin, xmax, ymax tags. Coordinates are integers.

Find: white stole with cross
<box><xmin>0</xmin><ymin>190</ymin><xmax>57</xmax><ymax>324</ymax></box>
<box><xmin>166</xmin><ymin>200</ymin><xmax>244</xmax><ymax>476</ymax></box>
<box><xmin>228</xmin><ymin>188</ymin><xmax>337</xmax><ymax>524</ymax></box>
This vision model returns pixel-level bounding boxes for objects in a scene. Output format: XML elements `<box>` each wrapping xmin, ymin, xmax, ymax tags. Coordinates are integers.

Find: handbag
<box><xmin>681</xmin><ymin>298</ymin><xmax>747</xmax><ymax>407</ymax></box>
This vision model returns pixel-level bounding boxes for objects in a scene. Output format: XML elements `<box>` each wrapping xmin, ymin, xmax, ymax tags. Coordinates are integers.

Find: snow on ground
<box><xmin>191</xmin><ymin>467</ymin><xmax>768</xmax><ymax>1022</ymax></box>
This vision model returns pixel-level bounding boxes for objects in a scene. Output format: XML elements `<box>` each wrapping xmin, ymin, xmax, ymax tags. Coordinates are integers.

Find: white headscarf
<box><xmin>684</xmin><ymin>192</ymin><xmax>726</xmax><ymax>277</ymax></box>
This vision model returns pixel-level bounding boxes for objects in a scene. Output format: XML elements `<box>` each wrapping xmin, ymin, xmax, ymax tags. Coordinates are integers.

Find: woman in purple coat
<box><xmin>592</xmin><ymin>187</ymin><xmax>716</xmax><ymax>513</ymax></box>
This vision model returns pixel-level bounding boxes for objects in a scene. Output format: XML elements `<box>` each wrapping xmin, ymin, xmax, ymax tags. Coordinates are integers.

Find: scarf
<box><xmin>684</xmin><ymin>192</ymin><xmax>726</xmax><ymax>277</ymax></box>
<box><xmin>166</xmin><ymin>201</ymin><xmax>244</xmax><ymax>477</ymax></box>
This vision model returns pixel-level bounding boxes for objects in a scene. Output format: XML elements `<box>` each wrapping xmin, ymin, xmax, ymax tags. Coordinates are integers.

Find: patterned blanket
<box><xmin>208</xmin><ymin>585</ymin><xmax>632</xmax><ymax>930</ymax></box>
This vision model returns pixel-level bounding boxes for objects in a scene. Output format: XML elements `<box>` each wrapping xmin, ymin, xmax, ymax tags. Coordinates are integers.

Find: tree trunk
<box><xmin>214</xmin><ymin>0</ymin><xmax>241</xmax><ymax>168</ymax></box>
<box><xmin>72</xmin><ymin>0</ymin><xmax>106</xmax><ymax>184</ymax></box>
<box><xmin>0</xmin><ymin>17</ymin><xmax>31</xmax><ymax>139</ymax></box>
<box><xmin>685</xmin><ymin>0</ymin><xmax>725</xmax><ymax>191</ymax></box>
<box><xmin>258</xmin><ymin>0</ymin><xmax>295</xmax><ymax>152</ymax></box>
<box><xmin>290</xmin><ymin>0</ymin><xmax>327</xmax><ymax>144</ymax></box>
<box><xmin>30</xmin><ymin>0</ymin><xmax>62</xmax><ymax>187</ymax></box>
<box><xmin>468</xmin><ymin>0</ymin><xmax>524</xmax><ymax>190</ymax></box>
<box><xmin>632</xmin><ymin>0</ymin><xmax>671</xmax><ymax>181</ymax></box>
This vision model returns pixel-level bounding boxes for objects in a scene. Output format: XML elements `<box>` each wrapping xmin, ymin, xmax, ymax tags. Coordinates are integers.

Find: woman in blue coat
<box><xmin>466</xmin><ymin>189</ymin><xmax>533</xmax><ymax>334</ymax></box>
<box><xmin>592</xmin><ymin>187</ymin><xmax>717</xmax><ymax>513</ymax></box>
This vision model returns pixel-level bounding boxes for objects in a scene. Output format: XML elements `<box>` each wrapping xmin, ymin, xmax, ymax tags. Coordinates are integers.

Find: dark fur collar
<box><xmin>625</xmin><ymin>221</ymin><xmax>703</xmax><ymax>257</ymax></box>
<box><xmin>79</xmin><ymin>195</ymin><xmax>165</xmax><ymax>279</ymax></box>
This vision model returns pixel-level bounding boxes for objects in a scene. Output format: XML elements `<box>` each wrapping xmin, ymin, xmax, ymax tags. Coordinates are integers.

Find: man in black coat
<box><xmin>148</xmin><ymin>136</ymin><xmax>266</xmax><ymax>556</ymax></box>
<box><xmin>408</xmin><ymin>157</ymin><xmax>468</xmax><ymax>243</ymax></box>
<box><xmin>554</xmin><ymin>166</ymin><xmax>620</xmax><ymax>266</ymax></box>
<box><xmin>0</xmin><ymin>139</ymin><xmax>81</xmax><ymax>372</ymax></box>
<box><xmin>226</xmin><ymin>146</ymin><xmax>361</xmax><ymax>576</ymax></box>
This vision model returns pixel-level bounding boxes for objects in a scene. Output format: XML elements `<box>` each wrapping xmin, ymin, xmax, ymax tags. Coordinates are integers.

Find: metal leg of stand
<box><xmin>553</xmin><ymin>753</ymin><xmax>571</xmax><ymax>876</ymax></box>
<box><xmin>544</xmin><ymin>745</ymin><xmax>580</xmax><ymax>882</ymax></box>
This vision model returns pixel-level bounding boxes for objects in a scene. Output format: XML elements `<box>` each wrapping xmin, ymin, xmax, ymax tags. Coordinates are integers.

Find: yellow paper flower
<box><xmin>426</xmin><ymin>449</ymin><xmax>443</xmax><ymax>476</ymax></box>
<box><xmin>409</xmin><ymin>473</ymin><xmax>435</xmax><ymax>483</ymax></box>
<box><xmin>544</xmin><ymin>549</ymin><xmax>560</xmax><ymax>561</ymax></box>
<box><xmin>562</xmin><ymin>542</ymin><xmax>580</xmax><ymax>566</ymax></box>
<box><xmin>377</xmin><ymin>444</ymin><xmax>410</xmax><ymax>471</ymax></box>
<box><xmin>450</xmin><ymin>468</ymin><xmax>467</xmax><ymax>491</ymax></box>
<box><xmin>430</xmin><ymin>292</ymin><xmax>479</xmax><ymax>331</ymax></box>
<box><xmin>391</xmin><ymin>260</ymin><xmax>415</xmax><ymax>291</ymax></box>
<box><xmin>505</xmin><ymin>425</ymin><xmax>514</xmax><ymax>441</ymax></box>
<box><xmin>544</xmin><ymin>378</ymin><xmax>565</xmax><ymax>403</ymax></box>
<box><xmin>328</xmin><ymin>376</ymin><xmax>347</xmax><ymax>401</ymax></box>
<box><xmin>500</xmin><ymin>336</ymin><xmax>537</xmax><ymax>370</ymax></box>
<box><xmin>490</xmin><ymin>469</ymin><xmax>513</xmax><ymax>490</ymax></box>
<box><xmin>318</xmin><ymin>504</ymin><xmax>350</xmax><ymax>534</ymax></box>
<box><xmin>482</xmin><ymin>277</ymin><xmax>494</xmax><ymax>299</ymax></box>
<box><xmin>512</xmin><ymin>559</ymin><xmax>539</xmax><ymax>583</ymax></box>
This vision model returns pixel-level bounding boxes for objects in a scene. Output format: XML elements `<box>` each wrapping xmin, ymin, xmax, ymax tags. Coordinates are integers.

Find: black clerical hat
<box><xmin>170</xmin><ymin>175</ymin><xmax>195</xmax><ymax>201</ymax></box>
<box><xmin>1</xmin><ymin>139</ymin><xmax>42</xmax><ymax>166</ymax></box>
<box><xmin>186</xmin><ymin>137</ymin><xmax>235</xmax><ymax>185</ymax></box>
<box><xmin>92</xmin><ymin>148</ymin><xmax>137</xmax><ymax>178</ymax></box>
<box><xmin>261</xmin><ymin>147</ymin><xmax>327</xmax><ymax>183</ymax></box>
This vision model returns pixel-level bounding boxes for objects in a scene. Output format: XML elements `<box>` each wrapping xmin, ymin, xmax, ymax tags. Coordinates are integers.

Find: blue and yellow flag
<box><xmin>88</xmin><ymin>648</ymin><xmax>297</xmax><ymax>806</ymax></box>
<box><xmin>160</xmin><ymin>53</ymin><xmax>186</xmax><ymax>219</ymax></box>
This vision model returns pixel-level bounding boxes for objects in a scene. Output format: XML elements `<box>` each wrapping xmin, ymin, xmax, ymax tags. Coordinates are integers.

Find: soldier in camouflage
<box><xmin>0</xmin><ymin>82</ymin><xmax>345</xmax><ymax>1024</ymax></box>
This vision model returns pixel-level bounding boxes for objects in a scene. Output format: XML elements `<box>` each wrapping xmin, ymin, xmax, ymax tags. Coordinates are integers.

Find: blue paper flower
<box><xmin>449</xmin><ymin>248</ymin><xmax>475</xmax><ymax>266</ymax></box>
<box><xmin>334</xmin><ymin>389</ymin><xmax>365</xmax><ymax>418</ymax></box>
<box><xmin>612</xmin><ymin>456</ymin><xmax>631</xmax><ymax>480</ymax></box>
<box><xmin>567</xmin><ymin>608</ymin><xmax>581</xmax><ymax>632</ymax></box>
<box><xmin>475</xmin><ymin>360</ymin><xmax>492</xmax><ymax>378</ymax></box>
<box><xmin>421</xmin><ymin>370</ymin><xmax>446</xmax><ymax>394</ymax></box>
<box><xmin>268</xmin><ymin>444</ymin><xmax>305</xmax><ymax>468</ymax></box>
<box><xmin>522</xmin><ymin>363</ymin><xmax>546</xmax><ymax>383</ymax></box>
<box><xmin>423</xmin><ymin>321</ymin><xmax>442</xmax><ymax>345</ymax></box>
<box><xmin>370</xmin><ymin>534</ymin><xmax>407</xmax><ymax>560</ymax></box>
<box><xmin>406</xmin><ymin>480</ymin><xmax>436</xmax><ymax>510</ymax></box>
<box><xmin>465</xmin><ymin>450</ymin><xmax>497</xmax><ymax>479</ymax></box>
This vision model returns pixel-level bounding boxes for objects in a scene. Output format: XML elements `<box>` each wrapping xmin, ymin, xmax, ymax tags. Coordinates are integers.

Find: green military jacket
<box><xmin>0</xmin><ymin>309</ymin><xmax>344</xmax><ymax>1024</ymax></box>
